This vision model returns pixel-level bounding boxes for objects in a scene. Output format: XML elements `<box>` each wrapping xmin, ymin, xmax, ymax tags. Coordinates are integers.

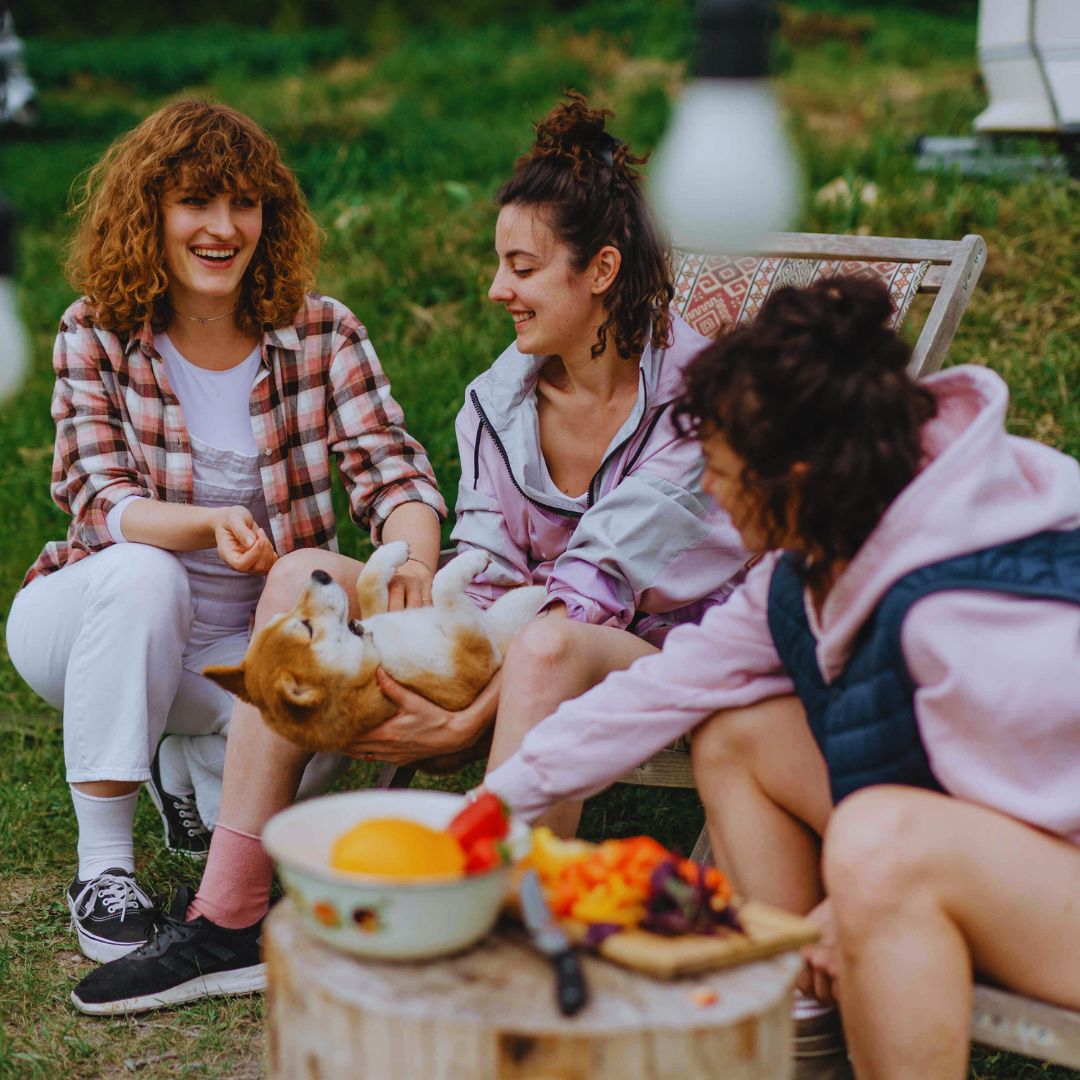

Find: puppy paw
<box><xmin>431</xmin><ymin>548</ymin><xmax>490</xmax><ymax>608</ymax></box>
<box><xmin>451</xmin><ymin>548</ymin><xmax>490</xmax><ymax>581</ymax></box>
<box><xmin>370</xmin><ymin>539</ymin><xmax>410</xmax><ymax>573</ymax></box>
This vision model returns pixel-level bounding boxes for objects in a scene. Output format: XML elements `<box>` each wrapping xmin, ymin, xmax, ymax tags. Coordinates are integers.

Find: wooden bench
<box><xmin>616</xmin><ymin>231</ymin><xmax>1080</xmax><ymax>1071</ymax></box>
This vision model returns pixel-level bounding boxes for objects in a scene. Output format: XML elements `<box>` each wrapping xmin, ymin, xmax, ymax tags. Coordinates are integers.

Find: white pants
<box><xmin>7</xmin><ymin>543</ymin><xmax>348</xmax><ymax>828</ymax></box>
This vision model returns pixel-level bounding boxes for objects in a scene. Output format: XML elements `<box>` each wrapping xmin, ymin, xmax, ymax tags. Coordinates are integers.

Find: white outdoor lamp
<box><xmin>649</xmin><ymin>0</ymin><xmax>799</xmax><ymax>254</ymax></box>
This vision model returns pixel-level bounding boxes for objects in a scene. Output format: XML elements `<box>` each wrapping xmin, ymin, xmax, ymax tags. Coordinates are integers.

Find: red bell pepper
<box><xmin>463</xmin><ymin>836</ymin><xmax>505</xmax><ymax>874</ymax></box>
<box><xmin>448</xmin><ymin>792</ymin><xmax>510</xmax><ymax>850</ymax></box>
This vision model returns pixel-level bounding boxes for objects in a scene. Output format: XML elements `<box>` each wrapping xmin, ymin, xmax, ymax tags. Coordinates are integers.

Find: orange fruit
<box><xmin>330</xmin><ymin>817</ymin><xmax>466</xmax><ymax>881</ymax></box>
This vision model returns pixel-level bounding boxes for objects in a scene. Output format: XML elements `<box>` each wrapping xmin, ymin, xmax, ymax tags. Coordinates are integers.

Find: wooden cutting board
<box><xmin>560</xmin><ymin>900</ymin><xmax>819</xmax><ymax>980</ymax></box>
<box><xmin>506</xmin><ymin>892</ymin><xmax>819</xmax><ymax>981</ymax></box>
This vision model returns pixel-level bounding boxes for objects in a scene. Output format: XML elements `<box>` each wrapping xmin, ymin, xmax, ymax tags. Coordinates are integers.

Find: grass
<box><xmin>0</xmin><ymin>1</ymin><xmax>1077</xmax><ymax>1075</ymax></box>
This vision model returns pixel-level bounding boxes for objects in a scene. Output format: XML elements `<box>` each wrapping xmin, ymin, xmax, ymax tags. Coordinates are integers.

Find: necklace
<box><xmin>170</xmin><ymin>305</ymin><xmax>238</xmax><ymax>324</ymax></box>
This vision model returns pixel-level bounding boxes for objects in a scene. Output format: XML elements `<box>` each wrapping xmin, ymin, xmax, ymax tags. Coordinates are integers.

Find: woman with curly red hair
<box><xmin>6</xmin><ymin>100</ymin><xmax>444</xmax><ymax>970</ymax></box>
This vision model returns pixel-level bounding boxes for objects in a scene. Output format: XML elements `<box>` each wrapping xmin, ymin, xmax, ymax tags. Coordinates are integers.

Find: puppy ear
<box><xmin>203</xmin><ymin>663</ymin><xmax>250</xmax><ymax>702</ymax></box>
<box><xmin>274</xmin><ymin>670</ymin><xmax>325</xmax><ymax>710</ymax></box>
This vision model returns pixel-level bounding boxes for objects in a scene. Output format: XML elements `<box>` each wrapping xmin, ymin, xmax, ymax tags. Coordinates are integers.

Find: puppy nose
<box><xmin>311</xmin><ymin>569</ymin><xmax>332</xmax><ymax>585</ymax></box>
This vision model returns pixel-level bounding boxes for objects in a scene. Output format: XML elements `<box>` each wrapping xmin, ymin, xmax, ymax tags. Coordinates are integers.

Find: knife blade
<box><xmin>518</xmin><ymin>868</ymin><xmax>588</xmax><ymax>1017</ymax></box>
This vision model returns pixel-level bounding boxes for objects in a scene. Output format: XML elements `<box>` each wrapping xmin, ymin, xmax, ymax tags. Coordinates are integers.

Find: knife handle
<box><xmin>554</xmin><ymin>949</ymin><xmax>588</xmax><ymax>1016</ymax></box>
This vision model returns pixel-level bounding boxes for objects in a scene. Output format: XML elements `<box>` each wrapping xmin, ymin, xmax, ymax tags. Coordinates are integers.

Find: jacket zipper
<box><xmin>585</xmin><ymin>385</ymin><xmax>653</xmax><ymax>509</ymax></box>
<box><xmin>471</xmin><ymin>391</ymin><xmax>583</xmax><ymax>520</ymax></box>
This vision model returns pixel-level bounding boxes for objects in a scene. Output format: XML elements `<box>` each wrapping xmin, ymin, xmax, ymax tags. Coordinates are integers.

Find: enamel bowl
<box><xmin>262</xmin><ymin>789</ymin><xmax>530</xmax><ymax>960</ymax></box>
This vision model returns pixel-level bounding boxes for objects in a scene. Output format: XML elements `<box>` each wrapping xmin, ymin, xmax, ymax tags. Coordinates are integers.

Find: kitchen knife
<box><xmin>518</xmin><ymin>868</ymin><xmax>588</xmax><ymax>1017</ymax></box>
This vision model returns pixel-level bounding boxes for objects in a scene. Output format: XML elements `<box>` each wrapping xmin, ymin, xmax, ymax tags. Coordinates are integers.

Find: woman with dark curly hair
<box><xmin>338</xmin><ymin>91</ymin><xmax>749</xmax><ymax>832</ymax></box>
<box><xmin>6</xmin><ymin>100</ymin><xmax>444</xmax><ymax>973</ymax></box>
<box><xmin>479</xmin><ymin>276</ymin><xmax>1080</xmax><ymax>1079</ymax></box>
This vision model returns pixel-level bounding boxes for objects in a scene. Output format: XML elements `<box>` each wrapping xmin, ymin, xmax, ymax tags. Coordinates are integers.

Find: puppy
<box><xmin>204</xmin><ymin>542</ymin><xmax>546</xmax><ymax>773</ymax></box>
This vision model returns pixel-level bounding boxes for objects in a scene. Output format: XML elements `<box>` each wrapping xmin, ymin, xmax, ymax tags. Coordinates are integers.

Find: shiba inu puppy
<box><xmin>204</xmin><ymin>542</ymin><xmax>546</xmax><ymax>773</ymax></box>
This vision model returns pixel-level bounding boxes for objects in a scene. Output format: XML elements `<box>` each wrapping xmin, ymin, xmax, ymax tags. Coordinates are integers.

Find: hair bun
<box><xmin>529</xmin><ymin>90</ymin><xmax>637</xmax><ymax>172</ymax></box>
<box><xmin>823</xmin><ymin>276</ymin><xmax>892</xmax><ymax>337</ymax></box>
<box><xmin>809</xmin><ymin>276</ymin><xmax>898</xmax><ymax>374</ymax></box>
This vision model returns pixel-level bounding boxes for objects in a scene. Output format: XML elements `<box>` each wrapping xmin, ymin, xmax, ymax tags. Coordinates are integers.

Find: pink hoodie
<box><xmin>486</xmin><ymin>366</ymin><xmax>1080</xmax><ymax>842</ymax></box>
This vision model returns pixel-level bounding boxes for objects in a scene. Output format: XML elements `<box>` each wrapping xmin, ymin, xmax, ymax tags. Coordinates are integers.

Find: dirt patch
<box><xmin>780</xmin><ymin>6</ymin><xmax>876</xmax><ymax>50</ymax></box>
<box><xmin>0</xmin><ymin>874</ymin><xmax>40</xmax><ymax>911</ymax></box>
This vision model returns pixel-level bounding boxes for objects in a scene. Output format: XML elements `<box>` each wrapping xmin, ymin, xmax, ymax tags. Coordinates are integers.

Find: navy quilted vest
<box><xmin>766</xmin><ymin>528</ymin><xmax>1080</xmax><ymax>804</ymax></box>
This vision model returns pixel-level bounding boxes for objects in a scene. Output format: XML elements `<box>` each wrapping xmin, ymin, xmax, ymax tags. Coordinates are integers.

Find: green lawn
<box><xmin>0</xmin><ymin>2</ymin><xmax>1077</xmax><ymax>1076</ymax></box>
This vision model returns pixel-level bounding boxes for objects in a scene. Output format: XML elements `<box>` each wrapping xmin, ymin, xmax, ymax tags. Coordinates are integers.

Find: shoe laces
<box><xmin>72</xmin><ymin>873</ymin><xmax>154</xmax><ymax>922</ymax></box>
<box><xmin>171</xmin><ymin>792</ymin><xmax>210</xmax><ymax>838</ymax></box>
<box><xmin>138</xmin><ymin>912</ymin><xmax>195</xmax><ymax>955</ymax></box>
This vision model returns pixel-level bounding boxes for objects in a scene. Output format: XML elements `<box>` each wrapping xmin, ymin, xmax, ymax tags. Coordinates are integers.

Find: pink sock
<box><xmin>186</xmin><ymin>823</ymin><xmax>274</xmax><ymax>929</ymax></box>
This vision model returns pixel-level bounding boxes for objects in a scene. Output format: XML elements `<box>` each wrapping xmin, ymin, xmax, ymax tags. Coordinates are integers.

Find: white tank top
<box><xmin>107</xmin><ymin>335</ymin><xmax>271</xmax><ymax>628</ymax></box>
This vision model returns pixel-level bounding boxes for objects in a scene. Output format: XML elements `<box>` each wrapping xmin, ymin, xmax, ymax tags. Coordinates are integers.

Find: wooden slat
<box><xmin>971</xmin><ymin>984</ymin><xmax>1080</xmax><ymax>1068</ymax></box>
<box><xmin>920</xmin><ymin>263</ymin><xmax>947</xmax><ymax>292</ymax></box>
<box><xmin>618</xmin><ymin>749</ymin><xmax>697</xmax><ymax>789</ymax></box>
<box><xmin>908</xmin><ymin>233</ymin><xmax>986</xmax><ymax>377</ymax></box>
<box><xmin>680</xmin><ymin>231</ymin><xmax>969</xmax><ymax>264</ymax></box>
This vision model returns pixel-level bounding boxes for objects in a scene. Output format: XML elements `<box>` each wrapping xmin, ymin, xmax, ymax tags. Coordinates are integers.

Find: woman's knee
<box><xmin>258</xmin><ymin>548</ymin><xmax>341</xmax><ymax>615</ymax></box>
<box><xmin>91</xmin><ymin>543</ymin><xmax>190</xmax><ymax>619</ymax></box>
<box><xmin>823</xmin><ymin>787</ymin><xmax>940</xmax><ymax>919</ymax></box>
<box><xmin>502</xmin><ymin>617</ymin><xmax>582</xmax><ymax>686</ymax></box>
<box><xmin>690</xmin><ymin>696</ymin><xmax>799</xmax><ymax>777</ymax></box>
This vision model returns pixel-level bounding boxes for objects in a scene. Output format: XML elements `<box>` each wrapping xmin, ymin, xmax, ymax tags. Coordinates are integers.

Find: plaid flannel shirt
<box><xmin>24</xmin><ymin>294</ymin><xmax>446</xmax><ymax>587</ymax></box>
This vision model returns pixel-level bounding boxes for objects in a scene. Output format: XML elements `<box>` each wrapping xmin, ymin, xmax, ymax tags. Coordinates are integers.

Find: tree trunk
<box><xmin>265</xmin><ymin>901</ymin><xmax>801</xmax><ymax>1079</ymax></box>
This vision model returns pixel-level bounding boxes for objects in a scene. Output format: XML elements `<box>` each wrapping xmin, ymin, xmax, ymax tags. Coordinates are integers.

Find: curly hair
<box><xmin>673</xmin><ymin>277</ymin><xmax>938</xmax><ymax>585</ymax></box>
<box><xmin>496</xmin><ymin>91</ymin><xmax>673</xmax><ymax>361</ymax></box>
<box><xmin>65</xmin><ymin>99</ymin><xmax>320</xmax><ymax>337</ymax></box>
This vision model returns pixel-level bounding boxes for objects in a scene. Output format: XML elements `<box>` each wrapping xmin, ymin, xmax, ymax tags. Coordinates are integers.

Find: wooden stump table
<box><xmin>264</xmin><ymin>900</ymin><xmax>803</xmax><ymax>1080</ymax></box>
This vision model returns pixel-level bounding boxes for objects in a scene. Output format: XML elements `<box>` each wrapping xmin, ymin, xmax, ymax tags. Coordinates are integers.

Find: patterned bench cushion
<box><xmin>672</xmin><ymin>250</ymin><xmax>930</xmax><ymax>341</ymax></box>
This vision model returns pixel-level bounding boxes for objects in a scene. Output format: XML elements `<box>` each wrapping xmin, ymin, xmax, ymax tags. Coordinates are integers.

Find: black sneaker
<box><xmin>66</xmin><ymin>869</ymin><xmax>158</xmax><ymax>963</ymax></box>
<box><xmin>145</xmin><ymin>740</ymin><xmax>211</xmax><ymax>859</ymax></box>
<box><xmin>71</xmin><ymin>888</ymin><xmax>266</xmax><ymax>1016</ymax></box>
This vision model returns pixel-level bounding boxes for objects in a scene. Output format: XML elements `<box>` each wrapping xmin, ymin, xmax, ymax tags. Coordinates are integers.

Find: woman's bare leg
<box><xmin>215</xmin><ymin>548</ymin><xmax>367</xmax><ymax>833</ymax></box>
<box><xmin>691</xmin><ymin>695</ymin><xmax>831</xmax><ymax>913</ymax></box>
<box><xmin>187</xmin><ymin>549</ymin><xmax>369</xmax><ymax>927</ymax></box>
<box><xmin>487</xmin><ymin>618</ymin><xmax>656</xmax><ymax>836</ymax></box>
<box><xmin>823</xmin><ymin>787</ymin><xmax>1080</xmax><ymax>1080</ymax></box>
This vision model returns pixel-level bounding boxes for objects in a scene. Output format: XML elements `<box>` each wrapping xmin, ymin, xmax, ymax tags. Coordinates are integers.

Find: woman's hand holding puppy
<box><xmin>385</xmin><ymin>557</ymin><xmax>433</xmax><ymax>612</ymax></box>
<box><xmin>343</xmin><ymin>667</ymin><xmax>501</xmax><ymax>765</ymax></box>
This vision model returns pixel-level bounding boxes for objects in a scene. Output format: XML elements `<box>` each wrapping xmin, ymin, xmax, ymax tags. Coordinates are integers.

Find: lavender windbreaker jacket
<box><xmin>487</xmin><ymin>366</ymin><xmax>1080</xmax><ymax>842</ymax></box>
<box><xmin>451</xmin><ymin>314</ymin><xmax>748</xmax><ymax>643</ymax></box>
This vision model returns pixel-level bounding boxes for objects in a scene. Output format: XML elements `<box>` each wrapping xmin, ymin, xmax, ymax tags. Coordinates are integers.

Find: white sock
<box><xmin>71</xmin><ymin>787</ymin><xmax>138</xmax><ymax>880</ymax></box>
<box><xmin>156</xmin><ymin>734</ymin><xmax>194</xmax><ymax>796</ymax></box>
<box><xmin>793</xmin><ymin>989</ymin><xmax>836</xmax><ymax>1022</ymax></box>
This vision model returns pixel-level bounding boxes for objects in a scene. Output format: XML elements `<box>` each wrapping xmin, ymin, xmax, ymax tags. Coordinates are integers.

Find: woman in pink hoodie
<box><xmin>482</xmin><ymin>278</ymin><xmax>1080</xmax><ymax>1079</ymax></box>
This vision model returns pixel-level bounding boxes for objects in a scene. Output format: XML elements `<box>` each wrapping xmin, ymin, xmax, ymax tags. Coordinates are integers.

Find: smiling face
<box><xmin>488</xmin><ymin>203</ymin><xmax>612</xmax><ymax>361</ymax></box>
<box><xmin>160</xmin><ymin>184</ymin><xmax>263</xmax><ymax>317</ymax></box>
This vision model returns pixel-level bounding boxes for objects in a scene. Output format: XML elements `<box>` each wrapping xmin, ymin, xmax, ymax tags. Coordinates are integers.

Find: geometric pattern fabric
<box><xmin>672</xmin><ymin>249</ymin><xmax>931</xmax><ymax>342</ymax></box>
